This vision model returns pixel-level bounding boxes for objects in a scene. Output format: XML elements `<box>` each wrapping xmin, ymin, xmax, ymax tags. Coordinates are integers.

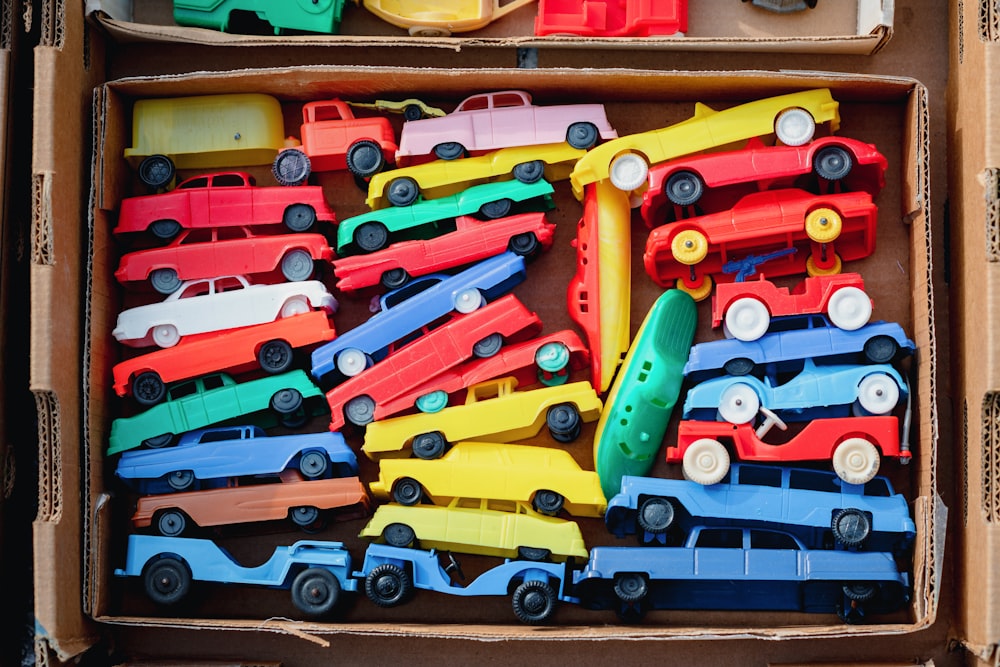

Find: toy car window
<box><xmin>787</xmin><ymin>469</ymin><xmax>840</xmax><ymax>493</ymax></box>
<box><xmin>178</xmin><ymin>177</ymin><xmax>209</xmax><ymax>190</ymax></box>
<box><xmin>198</xmin><ymin>428</ymin><xmax>243</xmax><ymax>443</ymax></box>
<box><xmin>210</xmin><ymin>173</ymin><xmax>247</xmax><ymax>188</ymax></box>
<box><xmin>457</xmin><ymin>96</ymin><xmax>489</xmax><ymax>112</ymax></box>
<box><xmin>382</xmin><ymin>277</ymin><xmax>442</xmax><ymax>310</ymax></box>
<box><xmin>215</xmin><ymin>276</ymin><xmax>245</xmax><ymax>292</ymax></box>
<box><xmin>201</xmin><ymin>375</ymin><xmax>226</xmax><ymax>391</ymax></box>
<box><xmin>312</xmin><ymin>104</ymin><xmax>345</xmax><ymax>122</ymax></box>
<box><xmin>168</xmin><ymin>380</ymin><xmax>198</xmax><ymax>399</ymax></box>
<box><xmin>180</xmin><ymin>229</ymin><xmax>213</xmax><ymax>244</ymax></box>
<box><xmin>492</xmin><ymin>92</ymin><xmax>526</xmax><ymax>108</ymax></box>
<box><xmin>695</xmin><ymin>528</ymin><xmax>743</xmax><ymax>549</ymax></box>
<box><xmin>216</xmin><ymin>227</ymin><xmax>250</xmax><ymax>241</ymax></box>
<box><xmin>179</xmin><ymin>281</ymin><xmax>212</xmax><ymax>298</ymax></box>
<box><xmin>750</xmin><ymin>530</ymin><xmax>799</xmax><ymax>550</ymax></box>
<box><xmin>864</xmin><ymin>478</ymin><xmax>891</xmax><ymax>497</ymax></box>
<box><xmin>735</xmin><ymin>465</ymin><xmax>782</xmax><ymax>488</ymax></box>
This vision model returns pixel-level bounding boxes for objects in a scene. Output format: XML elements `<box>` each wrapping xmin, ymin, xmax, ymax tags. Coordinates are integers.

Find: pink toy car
<box><xmin>114</xmin><ymin>172</ymin><xmax>336</xmax><ymax>240</ymax></box>
<box><xmin>395</xmin><ymin>90</ymin><xmax>618</xmax><ymax>165</ymax></box>
<box><xmin>535</xmin><ymin>0</ymin><xmax>687</xmax><ymax>36</ymax></box>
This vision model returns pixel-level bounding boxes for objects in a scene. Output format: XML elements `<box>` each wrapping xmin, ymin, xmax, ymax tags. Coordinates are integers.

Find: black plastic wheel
<box><xmin>384</xmin><ymin>523</ymin><xmax>416</xmax><ymax>548</ymax></box>
<box><xmin>403</xmin><ymin>104</ymin><xmax>423</xmax><ymax>122</ymax></box>
<box><xmin>138</xmin><ymin>155</ymin><xmax>175</xmax><ymax>190</ymax></box>
<box><xmin>566</xmin><ymin>122</ymin><xmax>599</xmax><ymax>150</ymax></box>
<box><xmin>412</xmin><ymin>431</ymin><xmax>446</xmax><ymax>460</ymax></box>
<box><xmin>814</xmin><ymin>146</ymin><xmax>853</xmax><ymax>181</ymax></box>
<box><xmin>723</xmin><ymin>357</ymin><xmax>755</xmax><ymax>376</ymax></box>
<box><xmin>273</xmin><ymin>149</ymin><xmax>311</xmax><ymax>186</ymax></box>
<box><xmin>637</xmin><ymin>497</ymin><xmax>675</xmax><ymax>535</ymax></box>
<box><xmin>166</xmin><ymin>470</ymin><xmax>195</xmax><ymax>491</ymax></box>
<box><xmin>392</xmin><ymin>477</ymin><xmax>423</xmax><ymax>506</ymax></box>
<box><xmin>133</xmin><ymin>371</ymin><xmax>166</xmax><ymax>407</ymax></box>
<box><xmin>831</xmin><ymin>508</ymin><xmax>872</xmax><ymax>547</ymax></box>
<box><xmin>513</xmin><ymin>160</ymin><xmax>545</xmax><ymax>183</ymax></box>
<box><xmin>282</xmin><ymin>204</ymin><xmax>317</xmax><ymax>232</ymax></box>
<box><xmin>472</xmin><ymin>333</ymin><xmax>503</xmax><ymax>358</ymax></box>
<box><xmin>433</xmin><ymin>142</ymin><xmax>465</xmax><ymax>160</ymax></box>
<box><xmin>379</xmin><ymin>268</ymin><xmax>410</xmax><ymax>290</ymax></box>
<box><xmin>665</xmin><ymin>170</ymin><xmax>704</xmax><ymax>206</ymax></box>
<box><xmin>290</xmin><ymin>505</ymin><xmax>321</xmax><ymax>527</ymax></box>
<box><xmin>613</xmin><ymin>573</ymin><xmax>649</xmax><ymax>602</ymax></box>
<box><xmin>479</xmin><ymin>198</ymin><xmax>512</xmax><ymax>220</ymax></box>
<box><xmin>863</xmin><ymin>335</ymin><xmax>899</xmax><ymax>364</ymax></box>
<box><xmin>843</xmin><ymin>582</ymin><xmax>877</xmax><ymax>602</ymax></box>
<box><xmin>386</xmin><ymin>177</ymin><xmax>420</xmax><ymax>207</ymax></box>
<box><xmin>346</xmin><ymin>140</ymin><xmax>386</xmax><ymax>179</ymax></box>
<box><xmin>517</xmin><ymin>546</ymin><xmax>550</xmax><ymax>562</ymax></box>
<box><xmin>345</xmin><ymin>395</ymin><xmax>376</xmax><ymax>426</ymax></box>
<box><xmin>354</xmin><ymin>221</ymin><xmax>390</xmax><ymax>253</ymax></box>
<box><xmin>143</xmin><ymin>557</ymin><xmax>191</xmax><ymax>606</ymax></box>
<box><xmin>508</xmin><ymin>233</ymin><xmax>540</xmax><ymax>258</ymax></box>
<box><xmin>365</xmin><ymin>563</ymin><xmax>412</xmax><ymax>607</ymax></box>
<box><xmin>546</xmin><ymin>403</ymin><xmax>582</xmax><ymax>442</ymax></box>
<box><xmin>511</xmin><ymin>580</ymin><xmax>557</xmax><ymax>624</ymax></box>
<box><xmin>150</xmin><ymin>268</ymin><xmax>182</xmax><ymax>294</ymax></box>
<box><xmin>143</xmin><ymin>433</ymin><xmax>175</xmax><ymax>449</ymax></box>
<box><xmin>298</xmin><ymin>451</ymin><xmax>329</xmax><ymax>479</ymax></box>
<box><xmin>258</xmin><ymin>340</ymin><xmax>294</xmax><ymax>374</ymax></box>
<box><xmin>532</xmin><ymin>490</ymin><xmax>564</xmax><ymax>515</ymax></box>
<box><xmin>291</xmin><ymin>567</ymin><xmax>340</xmax><ymax>617</ymax></box>
<box><xmin>149</xmin><ymin>219</ymin><xmax>182</xmax><ymax>241</ymax></box>
<box><xmin>270</xmin><ymin>388</ymin><xmax>303</xmax><ymax>415</ymax></box>
<box><xmin>155</xmin><ymin>510</ymin><xmax>187</xmax><ymax>537</ymax></box>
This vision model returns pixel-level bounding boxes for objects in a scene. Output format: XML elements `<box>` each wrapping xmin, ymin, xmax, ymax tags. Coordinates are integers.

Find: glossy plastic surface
<box><xmin>173</xmin><ymin>0</ymin><xmax>348</xmax><ymax>34</ymax></box>
<box><xmin>535</xmin><ymin>0</ymin><xmax>687</xmax><ymax>36</ymax></box>
<box><xmin>362</xmin><ymin>0</ymin><xmax>536</xmax><ymax>35</ymax></box>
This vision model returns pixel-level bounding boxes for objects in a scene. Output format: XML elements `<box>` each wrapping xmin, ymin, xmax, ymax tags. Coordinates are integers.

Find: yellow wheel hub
<box><xmin>676</xmin><ymin>276</ymin><xmax>713</xmax><ymax>302</ymax></box>
<box><xmin>805</xmin><ymin>207</ymin><xmax>843</xmax><ymax>243</ymax></box>
<box><xmin>671</xmin><ymin>229</ymin><xmax>709</xmax><ymax>265</ymax></box>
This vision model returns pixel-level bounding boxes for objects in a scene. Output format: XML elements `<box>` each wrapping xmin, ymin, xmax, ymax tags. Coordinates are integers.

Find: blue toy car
<box><xmin>311</xmin><ymin>252</ymin><xmax>527</xmax><ymax>386</ymax></box>
<box><xmin>604</xmin><ymin>464</ymin><xmax>916</xmax><ymax>555</ymax></box>
<box><xmin>115</xmin><ymin>534</ymin><xmax>357</xmax><ymax>617</ymax></box>
<box><xmin>355</xmin><ymin>543</ymin><xmax>578</xmax><ymax>624</ymax></box>
<box><xmin>115</xmin><ymin>425</ymin><xmax>358</xmax><ymax>494</ymax></box>
<box><xmin>572</xmin><ymin>526</ymin><xmax>910</xmax><ymax>624</ymax></box>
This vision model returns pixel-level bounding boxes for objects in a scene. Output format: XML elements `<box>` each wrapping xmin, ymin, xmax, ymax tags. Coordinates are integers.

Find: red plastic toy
<box><xmin>114</xmin><ymin>172</ymin><xmax>336</xmax><ymax>240</ymax></box>
<box><xmin>535</xmin><ymin>0</ymin><xmax>688</xmax><ymax>36</ymax></box>
<box><xmin>332</xmin><ymin>212</ymin><xmax>556</xmax><ymax>293</ymax></box>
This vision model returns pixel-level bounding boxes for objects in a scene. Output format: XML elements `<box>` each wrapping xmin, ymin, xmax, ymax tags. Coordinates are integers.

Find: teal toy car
<box><xmin>336</xmin><ymin>178</ymin><xmax>555</xmax><ymax>256</ymax></box>
<box><xmin>173</xmin><ymin>0</ymin><xmax>348</xmax><ymax>35</ymax></box>
<box><xmin>107</xmin><ymin>370</ymin><xmax>325</xmax><ymax>456</ymax></box>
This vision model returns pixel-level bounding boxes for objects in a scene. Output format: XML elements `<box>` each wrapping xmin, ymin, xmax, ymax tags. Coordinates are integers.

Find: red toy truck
<box><xmin>535</xmin><ymin>0</ymin><xmax>687</xmax><ymax>36</ymax></box>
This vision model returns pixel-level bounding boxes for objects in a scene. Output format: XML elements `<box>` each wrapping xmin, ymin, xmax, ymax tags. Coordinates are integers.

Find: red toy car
<box><xmin>643</xmin><ymin>188</ymin><xmax>878</xmax><ymax>301</ymax></box>
<box><xmin>114</xmin><ymin>172</ymin><xmax>336</xmax><ymax>240</ymax></box>
<box><xmin>332</xmin><ymin>212</ymin><xmax>556</xmax><ymax>292</ymax></box>
<box><xmin>640</xmin><ymin>136</ymin><xmax>888</xmax><ymax>228</ymax></box>
<box><xmin>112</xmin><ymin>310</ymin><xmax>337</xmax><ymax>407</ymax></box>
<box><xmin>325</xmin><ymin>294</ymin><xmax>542</xmax><ymax>431</ymax></box>
<box><xmin>272</xmin><ymin>98</ymin><xmax>399</xmax><ymax>185</ymax></box>
<box><xmin>115</xmin><ymin>227</ymin><xmax>334</xmax><ymax>295</ymax></box>
<box><xmin>535</xmin><ymin>0</ymin><xmax>687</xmax><ymax>36</ymax></box>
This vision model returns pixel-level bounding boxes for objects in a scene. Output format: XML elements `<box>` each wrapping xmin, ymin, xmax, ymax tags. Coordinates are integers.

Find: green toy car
<box><xmin>173</xmin><ymin>0</ymin><xmax>348</xmax><ymax>35</ymax></box>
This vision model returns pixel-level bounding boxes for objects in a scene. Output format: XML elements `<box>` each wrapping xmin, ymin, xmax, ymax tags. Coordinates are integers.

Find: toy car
<box><xmin>369</xmin><ymin>442</ymin><xmax>607</xmax><ymax>517</ymax></box>
<box><xmin>324</xmin><ymin>294</ymin><xmax>543</xmax><ymax>431</ymax></box>
<box><xmin>744</xmin><ymin>0</ymin><xmax>817</xmax><ymax>12</ymax></box>
<box><xmin>395</xmin><ymin>90</ymin><xmax>617</xmax><ymax>164</ymax></box>
<box><xmin>332</xmin><ymin>211</ymin><xmax>555</xmax><ymax>292</ymax></box>
<box><xmin>569</xmin><ymin>88</ymin><xmax>841</xmax><ymax>197</ymax></box>
<box><xmin>604</xmin><ymin>464</ymin><xmax>916</xmax><ymax>554</ymax></box>
<box><xmin>336</xmin><ymin>178</ymin><xmax>555</xmax><ymax>256</ymax></box>
<box><xmin>566</xmin><ymin>179</ymin><xmax>632</xmax><ymax>392</ymax></box>
<box><xmin>361</xmin><ymin>377</ymin><xmax>602</xmax><ymax>460</ymax></box>
<box><xmin>311</xmin><ymin>252</ymin><xmax>526</xmax><ymax>386</ymax></box>
<box><xmin>115</xmin><ymin>227</ymin><xmax>334</xmax><ymax>295</ymax></box>
<box><xmin>534</xmin><ymin>0</ymin><xmax>687</xmax><ymax>36</ymax></box>
<box><xmin>367</xmin><ymin>142</ymin><xmax>585</xmax><ymax>209</ymax></box>
<box><xmin>114</xmin><ymin>172</ymin><xmax>336</xmax><ymax>241</ymax></box>
<box><xmin>361</xmin><ymin>0</ymin><xmax>536</xmax><ymax>36</ymax></box>
<box><xmin>106</xmin><ymin>370</ymin><xmax>325</xmax><ymax>456</ymax></box>
<box><xmin>132</xmin><ymin>469</ymin><xmax>370</xmax><ymax>535</ymax></box>
<box><xmin>173</xmin><ymin>0</ymin><xmax>348</xmax><ymax>34</ymax></box>
<box><xmin>124</xmin><ymin>95</ymin><xmax>287</xmax><ymax>190</ymax></box>
<box><xmin>355</xmin><ymin>543</ymin><xmax>578</xmax><ymax>624</ymax></box>
<box><xmin>643</xmin><ymin>188</ymin><xmax>878</xmax><ymax>301</ymax></box>
<box><xmin>669</xmin><ymin>415</ymin><xmax>910</xmax><ymax>486</ymax></box>
<box><xmin>713</xmin><ymin>273</ymin><xmax>872</xmax><ymax>342</ymax></box>
<box><xmin>272</xmin><ymin>98</ymin><xmax>399</xmax><ymax>185</ymax></box>
<box><xmin>113</xmin><ymin>310</ymin><xmax>337</xmax><ymax>406</ymax></box>
<box><xmin>359</xmin><ymin>498</ymin><xmax>590</xmax><ymax>562</ymax></box>
<box><xmin>573</xmin><ymin>526</ymin><xmax>909</xmax><ymax>624</ymax></box>
<box><xmin>116</xmin><ymin>534</ymin><xmax>357</xmax><ymax>616</ymax></box>
<box><xmin>593</xmin><ymin>289</ymin><xmax>697</xmax><ymax>499</ymax></box>
<box><xmin>113</xmin><ymin>274</ymin><xmax>337</xmax><ymax>349</ymax></box>
<box><xmin>640</xmin><ymin>136</ymin><xmax>888</xmax><ymax>227</ymax></box>
<box><xmin>115</xmin><ymin>425</ymin><xmax>357</xmax><ymax>494</ymax></box>
<box><xmin>348</xmin><ymin>98</ymin><xmax>446</xmax><ymax>121</ymax></box>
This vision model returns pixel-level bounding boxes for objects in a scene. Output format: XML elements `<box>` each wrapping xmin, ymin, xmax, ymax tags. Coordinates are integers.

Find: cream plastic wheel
<box><xmin>151</xmin><ymin>324</ymin><xmax>180</xmax><ymax>348</ymax></box>
<box><xmin>832</xmin><ymin>437</ymin><xmax>881</xmax><ymax>485</ymax></box>
<box><xmin>336</xmin><ymin>348</ymin><xmax>369</xmax><ymax>377</ymax></box>
<box><xmin>609</xmin><ymin>152</ymin><xmax>649</xmax><ymax>192</ymax></box>
<box><xmin>453</xmin><ymin>288</ymin><xmax>483</xmax><ymax>314</ymax></box>
<box><xmin>826</xmin><ymin>286</ymin><xmax>872</xmax><ymax>330</ymax></box>
<box><xmin>682</xmin><ymin>438</ymin><xmax>731</xmax><ymax>485</ymax></box>
<box><xmin>676</xmin><ymin>276</ymin><xmax>713</xmax><ymax>302</ymax></box>
<box><xmin>280</xmin><ymin>297</ymin><xmax>310</xmax><ymax>318</ymax></box>
<box><xmin>805</xmin><ymin>208</ymin><xmax>843</xmax><ymax>243</ymax></box>
<box><xmin>670</xmin><ymin>230</ymin><xmax>709</xmax><ymax>265</ymax></box>
<box><xmin>724</xmin><ymin>298</ymin><xmax>771</xmax><ymax>342</ymax></box>
<box><xmin>774</xmin><ymin>107</ymin><xmax>816</xmax><ymax>146</ymax></box>
<box><xmin>856</xmin><ymin>373</ymin><xmax>900</xmax><ymax>415</ymax></box>
<box><xmin>806</xmin><ymin>252</ymin><xmax>843</xmax><ymax>277</ymax></box>
<box><xmin>717</xmin><ymin>383</ymin><xmax>760</xmax><ymax>424</ymax></box>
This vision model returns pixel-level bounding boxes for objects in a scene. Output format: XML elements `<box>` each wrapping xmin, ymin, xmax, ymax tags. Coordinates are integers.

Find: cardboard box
<box><xmin>84</xmin><ymin>0</ymin><xmax>895</xmax><ymax>55</ymax></box>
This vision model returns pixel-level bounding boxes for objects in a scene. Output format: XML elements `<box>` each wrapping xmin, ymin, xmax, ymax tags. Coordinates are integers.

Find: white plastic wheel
<box><xmin>717</xmin><ymin>383</ymin><xmax>761</xmax><ymax>424</ymax></box>
<box><xmin>336</xmin><ymin>348</ymin><xmax>368</xmax><ymax>377</ymax></box>
<box><xmin>682</xmin><ymin>438</ymin><xmax>731</xmax><ymax>485</ymax></box>
<box><xmin>453</xmin><ymin>288</ymin><xmax>483</xmax><ymax>314</ymax></box>
<box><xmin>826</xmin><ymin>286</ymin><xmax>873</xmax><ymax>331</ymax></box>
<box><xmin>774</xmin><ymin>107</ymin><xmax>816</xmax><ymax>146</ymax></box>
<box><xmin>151</xmin><ymin>324</ymin><xmax>180</xmax><ymax>348</ymax></box>
<box><xmin>608</xmin><ymin>153</ymin><xmax>649</xmax><ymax>192</ymax></box>
<box><xmin>856</xmin><ymin>373</ymin><xmax>900</xmax><ymax>415</ymax></box>
<box><xmin>280</xmin><ymin>297</ymin><xmax>310</xmax><ymax>318</ymax></box>
<box><xmin>832</xmin><ymin>437</ymin><xmax>881</xmax><ymax>485</ymax></box>
<box><xmin>724</xmin><ymin>298</ymin><xmax>771</xmax><ymax>342</ymax></box>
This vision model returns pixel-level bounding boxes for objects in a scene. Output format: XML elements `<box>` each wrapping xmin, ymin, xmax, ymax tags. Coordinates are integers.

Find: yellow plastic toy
<box><xmin>347</xmin><ymin>98</ymin><xmax>447</xmax><ymax>121</ymax></box>
<box><xmin>361</xmin><ymin>0</ymin><xmax>537</xmax><ymax>36</ymax></box>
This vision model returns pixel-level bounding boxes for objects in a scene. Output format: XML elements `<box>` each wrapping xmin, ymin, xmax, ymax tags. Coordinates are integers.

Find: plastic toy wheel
<box><xmin>415</xmin><ymin>391</ymin><xmax>448</xmax><ymax>413</ymax></box>
<box><xmin>682</xmin><ymin>438</ymin><xmax>731</xmax><ymax>486</ymax></box>
<box><xmin>724</xmin><ymin>297</ymin><xmax>771</xmax><ymax>342</ymax></box>
<box><xmin>282</xmin><ymin>204</ymin><xmax>317</xmax><ymax>233</ymax></box>
<box><xmin>826</xmin><ymin>286</ymin><xmax>872</xmax><ymax>330</ymax></box>
<box><xmin>511</xmin><ymin>580</ymin><xmax>557</xmax><ymax>625</ymax></box>
<box><xmin>472</xmin><ymin>333</ymin><xmax>503</xmax><ymax>358</ymax></box>
<box><xmin>856</xmin><ymin>373</ymin><xmax>900</xmax><ymax>415</ymax></box>
<box><xmin>345</xmin><ymin>395</ymin><xmax>376</xmax><ymax>426</ymax></box>
<box><xmin>412</xmin><ymin>431</ymin><xmax>446</xmax><ymax>459</ymax></box>
<box><xmin>717</xmin><ymin>383</ymin><xmax>760</xmax><ymax>424</ymax></box>
<box><xmin>365</xmin><ymin>563</ymin><xmax>412</xmax><ymax>607</ymax></box>
<box><xmin>453</xmin><ymin>287</ymin><xmax>484</xmax><ymax>313</ymax></box>
<box><xmin>608</xmin><ymin>152</ymin><xmax>648</xmax><ymax>192</ymax></box>
<box><xmin>546</xmin><ymin>403</ymin><xmax>582</xmax><ymax>443</ymax></box>
<box><xmin>535</xmin><ymin>342</ymin><xmax>570</xmax><ymax>375</ymax></box>
<box><xmin>166</xmin><ymin>470</ymin><xmax>195</xmax><ymax>491</ymax></box>
<box><xmin>831</xmin><ymin>507</ymin><xmax>873</xmax><ymax>547</ymax></box>
<box><xmin>384</xmin><ymin>522</ymin><xmax>416</xmax><ymax>548</ymax></box>
<box><xmin>532</xmin><ymin>490</ymin><xmax>565</xmax><ymax>516</ymax></box>
<box><xmin>513</xmin><ymin>160</ymin><xmax>545</xmax><ymax>184</ymax></box>
<box><xmin>774</xmin><ymin>107</ymin><xmax>816</xmax><ymax>146</ymax></box>
<box><xmin>393</xmin><ymin>477</ymin><xmax>423</xmax><ymax>506</ymax></box>
<box><xmin>151</xmin><ymin>324</ymin><xmax>180</xmax><ymax>348</ymax></box>
<box><xmin>270</xmin><ymin>388</ymin><xmax>303</xmax><ymax>417</ymax></box>
<box><xmin>805</xmin><ymin>207</ymin><xmax>843</xmax><ymax>243</ymax></box>
<box><xmin>665</xmin><ymin>170</ymin><xmax>704</xmax><ymax>206</ymax></box>
<box><xmin>805</xmin><ymin>252</ymin><xmax>842</xmax><ymax>277</ymax></box>
<box><xmin>280</xmin><ymin>410</ymin><xmax>309</xmax><ymax>430</ymax></box>
<box><xmin>143</xmin><ymin>557</ymin><xmax>191</xmax><ymax>606</ymax></box>
<box><xmin>755</xmin><ymin>406</ymin><xmax>788</xmax><ymax>439</ymax></box>
<box><xmin>832</xmin><ymin>438</ymin><xmax>881</xmax><ymax>485</ymax></box>
<box><xmin>149</xmin><ymin>268</ymin><xmax>181</xmax><ymax>294</ymax></box>
<box><xmin>670</xmin><ymin>230</ymin><xmax>709</xmax><ymax>265</ymax></box>
<box><xmin>380</xmin><ymin>268</ymin><xmax>411</xmax><ymax>290</ymax></box>
<box><xmin>517</xmin><ymin>546</ymin><xmax>551</xmax><ymax>562</ymax></box>
<box><xmin>280</xmin><ymin>249</ymin><xmax>315</xmax><ymax>282</ymax></box>
<box><xmin>508</xmin><ymin>232</ymin><xmax>540</xmax><ymax>258</ymax></box>
<box><xmin>142</xmin><ymin>433</ymin><xmax>174</xmax><ymax>449</ymax></box>
<box><xmin>566</xmin><ymin>122</ymin><xmax>599</xmax><ymax>150</ymax></box>
<box><xmin>346</xmin><ymin>140</ymin><xmax>386</xmax><ymax>179</ymax></box>
<box><xmin>290</xmin><ymin>505</ymin><xmax>321</xmax><ymax>528</ymax></box>
<box><xmin>479</xmin><ymin>198</ymin><xmax>513</xmax><ymax>219</ymax></box>
<box><xmin>138</xmin><ymin>155</ymin><xmax>175</xmax><ymax>190</ymax></box>
<box><xmin>843</xmin><ymin>582</ymin><xmax>877</xmax><ymax>602</ymax></box>
<box><xmin>291</xmin><ymin>568</ymin><xmax>340</xmax><ymax>617</ymax></box>
<box><xmin>298</xmin><ymin>451</ymin><xmax>329</xmax><ymax>479</ymax></box>
<box><xmin>433</xmin><ymin>142</ymin><xmax>466</xmax><ymax>160</ymax></box>
<box><xmin>148</xmin><ymin>219</ymin><xmax>182</xmax><ymax>241</ymax></box>
<box><xmin>353</xmin><ymin>221</ymin><xmax>390</xmax><ymax>253</ymax></box>
<box><xmin>155</xmin><ymin>510</ymin><xmax>188</xmax><ymax>537</ymax></box>
<box><xmin>814</xmin><ymin>146</ymin><xmax>854</xmax><ymax>180</ymax></box>
<box><xmin>403</xmin><ymin>104</ymin><xmax>424</xmax><ymax>122</ymax></box>
<box><xmin>676</xmin><ymin>275</ymin><xmax>713</xmax><ymax>302</ymax></box>
<box><xmin>722</xmin><ymin>357</ymin><xmax>755</xmax><ymax>376</ymax></box>
<box><xmin>336</xmin><ymin>348</ymin><xmax>369</xmax><ymax>377</ymax></box>
<box><xmin>637</xmin><ymin>497</ymin><xmax>675</xmax><ymax>534</ymax></box>
<box><xmin>132</xmin><ymin>371</ymin><xmax>166</xmax><ymax>407</ymax></box>
<box><xmin>409</xmin><ymin>25</ymin><xmax>450</xmax><ymax>37</ymax></box>
<box><xmin>280</xmin><ymin>296</ymin><xmax>310</xmax><ymax>318</ymax></box>
<box><xmin>386</xmin><ymin>177</ymin><xmax>419</xmax><ymax>207</ymax></box>
<box><xmin>863</xmin><ymin>335</ymin><xmax>899</xmax><ymax>364</ymax></box>
<box><xmin>258</xmin><ymin>340</ymin><xmax>294</xmax><ymax>374</ymax></box>
<box><xmin>273</xmin><ymin>149</ymin><xmax>312</xmax><ymax>187</ymax></box>
<box><xmin>613</xmin><ymin>573</ymin><xmax>649</xmax><ymax>603</ymax></box>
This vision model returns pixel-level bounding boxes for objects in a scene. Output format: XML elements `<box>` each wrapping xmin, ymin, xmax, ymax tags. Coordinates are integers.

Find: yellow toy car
<box><xmin>348</xmin><ymin>98</ymin><xmax>446</xmax><ymax>121</ymax></box>
<box><xmin>358</xmin><ymin>498</ymin><xmax>590</xmax><ymax>562</ymax></box>
<box><xmin>368</xmin><ymin>441</ymin><xmax>607</xmax><ymax>517</ymax></box>
<box><xmin>361</xmin><ymin>377</ymin><xmax>603</xmax><ymax>460</ymax></box>
<box><xmin>360</xmin><ymin>0</ymin><xmax>536</xmax><ymax>36</ymax></box>
<box><xmin>569</xmin><ymin>88</ymin><xmax>841</xmax><ymax>199</ymax></box>
<box><xmin>366</xmin><ymin>142</ymin><xmax>586</xmax><ymax>209</ymax></box>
